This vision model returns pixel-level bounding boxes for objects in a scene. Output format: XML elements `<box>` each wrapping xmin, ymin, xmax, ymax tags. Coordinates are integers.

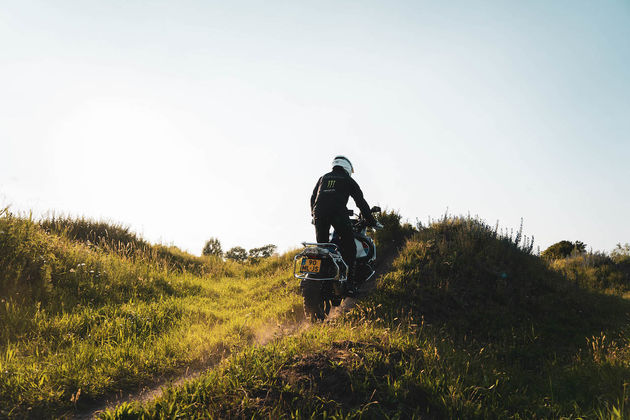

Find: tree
<box><xmin>573</xmin><ymin>241</ymin><xmax>587</xmax><ymax>254</ymax></box>
<box><xmin>202</xmin><ymin>237</ymin><xmax>223</xmax><ymax>257</ymax></box>
<box><xmin>541</xmin><ymin>240</ymin><xmax>586</xmax><ymax>260</ymax></box>
<box><xmin>611</xmin><ymin>243</ymin><xmax>630</xmax><ymax>264</ymax></box>
<box><xmin>225</xmin><ymin>246</ymin><xmax>248</xmax><ymax>262</ymax></box>
<box><xmin>247</xmin><ymin>244</ymin><xmax>277</xmax><ymax>263</ymax></box>
<box><xmin>249</xmin><ymin>244</ymin><xmax>277</xmax><ymax>259</ymax></box>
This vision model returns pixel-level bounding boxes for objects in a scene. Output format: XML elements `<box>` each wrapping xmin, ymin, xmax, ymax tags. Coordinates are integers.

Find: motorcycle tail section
<box><xmin>294</xmin><ymin>242</ymin><xmax>348</xmax><ymax>284</ymax></box>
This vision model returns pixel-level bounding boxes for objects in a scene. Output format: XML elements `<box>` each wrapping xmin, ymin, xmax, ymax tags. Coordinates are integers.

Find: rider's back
<box><xmin>311</xmin><ymin>167</ymin><xmax>372</xmax><ymax>218</ymax></box>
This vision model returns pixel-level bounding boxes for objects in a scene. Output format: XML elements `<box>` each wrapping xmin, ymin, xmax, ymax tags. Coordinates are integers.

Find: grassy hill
<box><xmin>0</xmin><ymin>209</ymin><xmax>302</xmax><ymax>418</ymax></box>
<box><xmin>102</xmin><ymin>216</ymin><xmax>630</xmax><ymax>419</ymax></box>
<box><xmin>2</xmin><ymin>208</ymin><xmax>630</xmax><ymax>419</ymax></box>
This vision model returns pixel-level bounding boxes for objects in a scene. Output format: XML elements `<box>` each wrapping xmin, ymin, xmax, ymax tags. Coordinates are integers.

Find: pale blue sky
<box><xmin>1</xmin><ymin>1</ymin><xmax>629</xmax><ymax>255</ymax></box>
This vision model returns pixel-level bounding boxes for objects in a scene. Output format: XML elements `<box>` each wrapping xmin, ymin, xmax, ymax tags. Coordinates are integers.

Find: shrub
<box><xmin>248</xmin><ymin>244</ymin><xmax>277</xmax><ymax>263</ymax></box>
<box><xmin>611</xmin><ymin>243</ymin><xmax>630</xmax><ymax>264</ymax></box>
<box><xmin>550</xmin><ymin>251</ymin><xmax>630</xmax><ymax>293</ymax></box>
<box><xmin>542</xmin><ymin>240</ymin><xmax>586</xmax><ymax>260</ymax></box>
<box><xmin>225</xmin><ymin>246</ymin><xmax>248</xmax><ymax>262</ymax></box>
<box><xmin>371</xmin><ymin>210</ymin><xmax>417</xmax><ymax>258</ymax></box>
<box><xmin>202</xmin><ymin>237</ymin><xmax>223</xmax><ymax>257</ymax></box>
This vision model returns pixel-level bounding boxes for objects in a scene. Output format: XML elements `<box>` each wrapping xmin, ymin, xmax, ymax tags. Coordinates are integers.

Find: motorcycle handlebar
<box><xmin>351</xmin><ymin>217</ymin><xmax>383</xmax><ymax>231</ymax></box>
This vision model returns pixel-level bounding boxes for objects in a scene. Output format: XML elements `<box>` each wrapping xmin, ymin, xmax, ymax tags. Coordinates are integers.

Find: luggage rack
<box><xmin>294</xmin><ymin>242</ymin><xmax>347</xmax><ymax>281</ymax></box>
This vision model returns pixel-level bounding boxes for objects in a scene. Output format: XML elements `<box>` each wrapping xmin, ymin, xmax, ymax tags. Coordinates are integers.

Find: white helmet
<box><xmin>332</xmin><ymin>155</ymin><xmax>354</xmax><ymax>176</ymax></box>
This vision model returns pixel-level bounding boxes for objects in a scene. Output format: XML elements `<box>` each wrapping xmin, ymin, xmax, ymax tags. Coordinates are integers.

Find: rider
<box><xmin>310</xmin><ymin>155</ymin><xmax>378</xmax><ymax>295</ymax></box>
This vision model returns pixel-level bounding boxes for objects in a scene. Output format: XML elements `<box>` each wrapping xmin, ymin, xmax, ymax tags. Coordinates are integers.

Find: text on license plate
<box><xmin>300</xmin><ymin>258</ymin><xmax>321</xmax><ymax>273</ymax></box>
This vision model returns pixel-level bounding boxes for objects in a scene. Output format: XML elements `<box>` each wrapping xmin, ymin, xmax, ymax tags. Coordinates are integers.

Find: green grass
<box><xmin>0</xmin><ymin>209</ymin><xmax>302</xmax><ymax>418</ymax></box>
<box><xmin>103</xmin><ymin>216</ymin><xmax>630</xmax><ymax>419</ymax></box>
<box><xmin>39</xmin><ymin>213</ymin><xmax>231</xmax><ymax>277</ymax></box>
<box><xmin>549</xmin><ymin>251</ymin><xmax>630</xmax><ymax>296</ymax></box>
<box><xmin>4</xmin><ymin>208</ymin><xmax>630</xmax><ymax>418</ymax></box>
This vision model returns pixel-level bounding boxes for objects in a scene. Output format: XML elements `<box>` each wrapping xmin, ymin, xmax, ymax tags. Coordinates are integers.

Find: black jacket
<box><xmin>311</xmin><ymin>167</ymin><xmax>377</xmax><ymax>225</ymax></box>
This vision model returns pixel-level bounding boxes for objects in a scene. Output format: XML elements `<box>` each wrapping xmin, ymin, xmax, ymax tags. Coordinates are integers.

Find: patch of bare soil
<box><xmin>277</xmin><ymin>340</ymin><xmax>384</xmax><ymax>408</ymax></box>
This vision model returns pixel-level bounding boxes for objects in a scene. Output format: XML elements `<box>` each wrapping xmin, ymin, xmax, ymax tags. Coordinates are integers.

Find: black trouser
<box><xmin>314</xmin><ymin>212</ymin><xmax>356</xmax><ymax>282</ymax></box>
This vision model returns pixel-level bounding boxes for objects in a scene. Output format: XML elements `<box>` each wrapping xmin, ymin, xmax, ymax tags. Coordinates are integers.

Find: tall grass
<box><xmin>106</xmin><ymin>216</ymin><xmax>630</xmax><ymax>419</ymax></box>
<box><xmin>39</xmin><ymin>213</ymin><xmax>232</xmax><ymax>277</ymax></box>
<box><xmin>550</xmin><ymin>252</ymin><xmax>630</xmax><ymax>295</ymax></box>
<box><xmin>0</xmin><ymin>210</ymin><xmax>302</xmax><ymax>418</ymax></box>
<box><xmin>40</xmin><ymin>214</ymin><xmax>149</xmax><ymax>256</ymax></box>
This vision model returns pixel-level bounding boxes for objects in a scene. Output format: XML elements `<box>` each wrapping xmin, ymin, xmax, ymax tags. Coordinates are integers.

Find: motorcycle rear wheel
<box><xmin>302</xmin><ymin>281</ymin><xmax>326</xmax><ymax>322</ymax></box>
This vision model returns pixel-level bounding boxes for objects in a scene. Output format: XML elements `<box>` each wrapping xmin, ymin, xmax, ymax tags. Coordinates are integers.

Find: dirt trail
<box><xmin>75</xmin><ymin>317</ymin><xmax>309</xmax><ymax>419</ymax></box>
<box><xmin>76</xmin><ymin>249</ymin><xmax>399</xmax><ymax>419</ymax></box>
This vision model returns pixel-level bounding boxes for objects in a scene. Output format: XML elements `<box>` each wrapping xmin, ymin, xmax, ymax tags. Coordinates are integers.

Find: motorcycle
<box><xmin>293</xmin><ymin>206</ymin><xmax>382</xmax><ymax>321</ymax></box>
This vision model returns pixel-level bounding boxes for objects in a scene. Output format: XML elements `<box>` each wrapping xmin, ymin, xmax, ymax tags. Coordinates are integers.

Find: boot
<box><xmin>345</xmin><ymin>264</ymin><xmax>359</xmax><ymax>297</ymax></box>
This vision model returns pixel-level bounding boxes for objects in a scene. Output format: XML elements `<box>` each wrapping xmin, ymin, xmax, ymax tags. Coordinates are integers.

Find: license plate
<box><xmin>300</xmin><ymin>258</ymin><xmax>321</xmax><ymax>273</ymax></box>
